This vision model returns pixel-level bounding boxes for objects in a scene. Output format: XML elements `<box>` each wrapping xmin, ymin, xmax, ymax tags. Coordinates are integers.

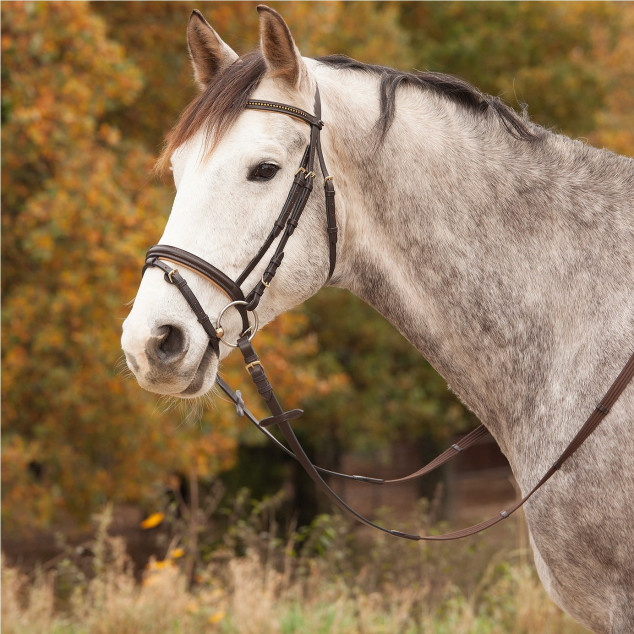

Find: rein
<box><xmin>143</xmin><ymin>86</ymin><xmax>634</xmax><ymax>541</ymax></box>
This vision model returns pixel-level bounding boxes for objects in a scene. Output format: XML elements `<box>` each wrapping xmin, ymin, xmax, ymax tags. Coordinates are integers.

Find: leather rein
<box><xmin>143</xmin><ymin>86</ymin><xmax>634</xmax><ymax>541</ymax></box>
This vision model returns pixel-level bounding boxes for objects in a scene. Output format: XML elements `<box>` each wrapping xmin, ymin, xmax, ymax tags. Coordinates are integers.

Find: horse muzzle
<box><xmin>121</xmin><ymin>315</ymin><xmax>219</xmax><ymax>398</ymax></box>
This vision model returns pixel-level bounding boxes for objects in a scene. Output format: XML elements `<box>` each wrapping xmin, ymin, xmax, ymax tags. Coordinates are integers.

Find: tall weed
<box><xmin>2</xmin><ymin>496</ymin><xmax>589</xmax><ymax>633</ymax></box>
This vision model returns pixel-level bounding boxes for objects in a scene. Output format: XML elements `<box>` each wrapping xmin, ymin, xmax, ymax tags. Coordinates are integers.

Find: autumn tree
<box><xmin>0</xmin><ymin>1</ymin><xmax>349</xmax><ymax>531</ymax></box>
<box><xmin>0</xmin><ymin>3</ymin><xmax>229</xmax><ymax>530</ymax></box>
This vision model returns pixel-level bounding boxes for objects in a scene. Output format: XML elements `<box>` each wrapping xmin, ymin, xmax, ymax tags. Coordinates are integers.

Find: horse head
<box><xmin>122</xmin><ymin>7</ymin><xmax>336</xmax><ymax>397</ymax></box>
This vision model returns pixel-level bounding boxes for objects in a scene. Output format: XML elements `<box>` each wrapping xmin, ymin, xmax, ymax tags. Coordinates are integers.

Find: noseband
<box><xmin>141</xmin><ymin>85</ymin><xmax>634</xmax><ymax>541</ymax></box>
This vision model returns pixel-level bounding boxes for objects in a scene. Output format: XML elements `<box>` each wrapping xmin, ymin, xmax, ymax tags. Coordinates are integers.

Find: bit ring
<box><xmin>215</xmin><ymin>300</ymin><xmax>259</xmax><ymax>348</ymax></box>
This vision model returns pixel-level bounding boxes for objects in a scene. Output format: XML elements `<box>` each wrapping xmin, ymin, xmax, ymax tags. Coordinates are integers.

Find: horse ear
<box><xmin>257</xmin><ymin>5</ymin><xmax>308</xmax><ymax>89</ymax></box>
<box><xmin>187</xmin><ymin>10</ymin><xmax>238</xmax><ymax>89</ymax></box>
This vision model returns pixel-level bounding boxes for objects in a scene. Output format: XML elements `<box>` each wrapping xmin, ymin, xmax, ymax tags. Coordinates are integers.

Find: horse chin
<box><xmin>176</xmin><ymin>342</ymin><xmax>219</xmax><ymax>399</ymax></box>
<box><xmin>128</xmin><ymin>342</ymin><xmax>218</xmax><ymax>399</ymax></box>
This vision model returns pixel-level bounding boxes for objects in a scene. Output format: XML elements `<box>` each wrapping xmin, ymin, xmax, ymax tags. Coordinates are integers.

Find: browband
<box><xmin>245</xmin><ymin>99</ymin><xmax>323</xmax><ymax>129</ymax></box>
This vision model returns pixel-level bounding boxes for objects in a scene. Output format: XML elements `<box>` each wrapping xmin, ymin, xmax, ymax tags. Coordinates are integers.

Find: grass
<box><xmin>2</xmin><ymin>499</ymin><xmax>590</xmax><ymax>633</ymax></box>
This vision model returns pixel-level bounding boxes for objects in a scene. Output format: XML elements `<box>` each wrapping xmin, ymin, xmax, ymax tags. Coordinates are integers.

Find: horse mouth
<box><xmin>179</xmin><ymin>342</ymin><xmax>218</xmax><ymax>397</ymax></box>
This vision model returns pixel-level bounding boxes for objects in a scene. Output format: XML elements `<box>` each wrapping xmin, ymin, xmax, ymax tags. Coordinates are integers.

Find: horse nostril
<box><xmin>147</xmin><ymin>325</ymin><xmax>188</xmax><ymax>364</ymax></box>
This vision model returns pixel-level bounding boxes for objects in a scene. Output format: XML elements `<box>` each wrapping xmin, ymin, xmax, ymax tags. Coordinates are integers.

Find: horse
<box><xmin>121</xmin><ymin>7</ymin><xmax>634</xmax><ymax>632</ymax></box>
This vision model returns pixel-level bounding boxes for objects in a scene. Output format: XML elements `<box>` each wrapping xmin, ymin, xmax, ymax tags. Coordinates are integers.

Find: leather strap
<box><xmin>217</xmin><ymin>370</ymin><xmax>491</xmax><ymax>485</ymax></box>
<box><xmin>244</xmin><ymin>87</ymin><xmax>337</xmax><ymax>286</ymax></box>
<box><xmin>231</xmin><ymin>342</ymin><xmax>634</xmax><ymax>541</ymax></box>
<box><xmin>323</xmin><ymin>177</ymin><xmax>337</xmax><ymax>280</ymax></box>
<box><xmin>146</xmin><ymin>258</ymin><xmax>220</xmax><ymax>354</ymax></box>
<box><xmin>243</xmin><ymin>167</ymin><xmax>315</xmax><ymax>310</ymax></box>
<box><xmin>145</xmin><ymin>245</ymin><xmax>250</xmax><ymax>334</ymax></box>
<box><xmin>312</xmin><ymin>86</ymin><xmax>337</xmax><ymax>281</ymax></box>
<box><xmin>245</xmin><ymin>99</ymin><xmax>323</xmax><ymax>129</ymax></box>
<box><xmin>236</xmin><ymin>146</ymin><xmax>311</xmax><ymax>287</ymax></box>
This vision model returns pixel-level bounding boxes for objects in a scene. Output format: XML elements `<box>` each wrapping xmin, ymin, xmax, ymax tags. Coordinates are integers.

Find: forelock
<box><xmin>157</xmin><ymin>50</ymin><xmax>267</xmax><ymax>174</ymax></box>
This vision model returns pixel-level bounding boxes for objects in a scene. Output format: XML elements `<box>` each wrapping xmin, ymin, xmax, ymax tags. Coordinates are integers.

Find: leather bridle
<box><xmin>144</xmin><ymin>87</ymin><xmax>336</xmax><ymax>352</ymax></box>
<box><xmin>142</xmin><ymin>86</ymin><xmax>634</xmax><ymax>541</ymax></box>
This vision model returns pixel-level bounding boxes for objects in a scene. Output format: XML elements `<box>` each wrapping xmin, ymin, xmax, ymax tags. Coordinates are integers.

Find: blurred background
<box><xmin>2</xmin><ymin>2</ymin><xmax>633</xmax><ymax>632</ymax></box>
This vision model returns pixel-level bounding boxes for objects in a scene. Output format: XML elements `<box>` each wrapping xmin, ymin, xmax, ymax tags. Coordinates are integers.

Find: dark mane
<box><xmin>158</xmin><ymin>50</ymin><xmax>539</xmax><ymax>172</ymax></box>
<box><xmin>317</xmin><ymin>54</ymin><xmax>538</xmax><ymax>142</ymax></box>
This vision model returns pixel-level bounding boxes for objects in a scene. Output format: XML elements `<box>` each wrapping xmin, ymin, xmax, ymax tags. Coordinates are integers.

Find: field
<box><xmin>2</xmin><ymin>500</ymin><xmax>589</xmax><ymax>634</ymax></box>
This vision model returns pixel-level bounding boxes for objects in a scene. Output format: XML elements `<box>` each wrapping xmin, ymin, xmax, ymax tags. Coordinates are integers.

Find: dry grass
<box><xmin>2</xmin><ymin>503</ymin><xmax>590</xmax><ymax>634</ymax></box>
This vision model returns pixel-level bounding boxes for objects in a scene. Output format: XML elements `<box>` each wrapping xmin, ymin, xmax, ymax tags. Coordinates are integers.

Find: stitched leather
<box><xmin>235</xmin><ymin>337</ymin><xmax>634</xmax><ymax>541</ymax></box>
<box><xmin>245</xmin><ymin>99</ymin><xmax>323</xmax><ymax>128</ymax></box>
<box><xmin>147</xmin><ymin>258</ymin><xmax>220</xmax><ymax>354</ymax></box>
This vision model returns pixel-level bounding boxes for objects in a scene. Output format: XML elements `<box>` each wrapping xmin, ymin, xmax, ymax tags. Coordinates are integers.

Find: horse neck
<box><xmin>318</xmin><ymin>66</ymin><xmax>634</xmax><ymax>484</ymax></box>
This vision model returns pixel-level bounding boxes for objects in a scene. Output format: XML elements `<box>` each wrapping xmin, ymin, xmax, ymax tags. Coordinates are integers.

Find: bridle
<box><xmin>144</xmin><ymin>86</ymin><xmax>336</xmax><ymax>354</ymax></box>
<box><xmin>143</xmin><ymin>86</ymin><xmax>634</xmax><ymax>541</ymax></box>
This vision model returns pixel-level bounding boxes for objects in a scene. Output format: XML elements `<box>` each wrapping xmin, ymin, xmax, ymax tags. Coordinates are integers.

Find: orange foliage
<box><xmin>0</xmin><ymin>1</ymin><xmax>348</xmax><ymax>530</ymax></box>
<box><xmin>1</xmin><ymin>2</ymin><xmax>232</xmax><ymax>529</ymax></box>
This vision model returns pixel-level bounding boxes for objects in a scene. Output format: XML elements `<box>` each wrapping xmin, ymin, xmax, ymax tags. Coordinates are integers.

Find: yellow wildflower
<box><xmin>140</xmin><ymin>512</ymin><xmax>164</xmax><ymax>529</ymax></box>
<box><xmin>209</xmin><ymin>611</ymin><xmax>226</xmax><ymax>624</ymax></box>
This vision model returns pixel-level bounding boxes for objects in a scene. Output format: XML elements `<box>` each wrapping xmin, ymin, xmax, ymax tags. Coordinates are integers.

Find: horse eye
<box><xmin>249</xmin><ymin>162</ymin><xmax>280</xmax><ymax>182</ymax></box>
